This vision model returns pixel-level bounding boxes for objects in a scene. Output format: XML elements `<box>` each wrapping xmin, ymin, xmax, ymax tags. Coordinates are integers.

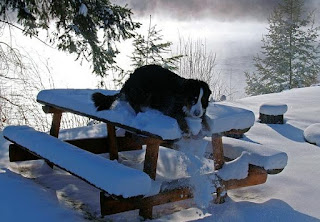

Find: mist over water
<box><xmin>124</xmin><ymin>16</ymin><xmax>268</xmax><ymax>99</ymax></box>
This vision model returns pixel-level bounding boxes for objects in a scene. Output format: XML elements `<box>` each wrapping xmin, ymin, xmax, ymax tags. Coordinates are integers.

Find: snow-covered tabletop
<box><xmin>37</xmin><ymin>89</ymin><xmax>255</xmax><ymax>140</ymax></box>
<box><xmin>205</xmin><ymin>102</ymin><xmax>255</xmax><ymax>134</ymax></box>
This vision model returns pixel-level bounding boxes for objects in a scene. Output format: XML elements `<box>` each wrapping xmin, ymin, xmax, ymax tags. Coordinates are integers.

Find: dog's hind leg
<box><xmin>92</xmin><ymin>92</ymin><xmax>119</xmax><ymax>111</ymax></box>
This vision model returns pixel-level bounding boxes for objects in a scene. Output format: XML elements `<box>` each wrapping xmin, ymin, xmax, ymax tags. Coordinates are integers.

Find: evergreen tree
<box><xmin>0</xmin><ymin>0</ymin><xmax>140</xmax><ymax>77</ymax></box>
<box><xmin>245</xmin><ymin>0</ymin><xmax>320</xmax><ymax>96</ymax></box>
<box><xmin>130</xmin><ymin>16</ymin><xmax>181</xmax><ymax>71</ymax></box>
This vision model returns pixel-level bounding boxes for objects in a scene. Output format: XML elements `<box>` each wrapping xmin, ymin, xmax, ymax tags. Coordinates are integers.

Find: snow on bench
<box><xmin>3</xmin><ymin>126</ymin><xmax>152</xmax><ymax>198</ymax></box>
<box><xmin>222</xmin><ymin>137</ymin><xmax>288</xmax><ymax>173</ymax></box>
<box><xmin>304</xmin><ymin>123</ymin><xmax>320</xmax><ymax>146</ymax></box>
<box><xmin>37</xmin><ymin>89</ymin><xmax>256</xmax><ymax>140</ymax></box>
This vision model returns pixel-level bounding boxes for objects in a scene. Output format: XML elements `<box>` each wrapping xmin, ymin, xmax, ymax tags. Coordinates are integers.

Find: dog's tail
<box><xmin>92</xmin><ymin>92</ymin><xmax>120</xmax><ymax>111</ymax></box>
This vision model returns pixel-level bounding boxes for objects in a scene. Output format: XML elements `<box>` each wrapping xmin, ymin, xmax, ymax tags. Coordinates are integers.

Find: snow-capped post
<box><xmin>259</xmin><ymin>103</ymin><xmax>288</xmax><ymax>124</ymax></box>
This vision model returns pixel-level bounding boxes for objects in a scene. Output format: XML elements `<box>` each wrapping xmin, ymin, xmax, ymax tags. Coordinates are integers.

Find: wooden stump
<box><xmin>259</xmin><ymin>103</ymin><xmax>287</xmax><ymax>124</ymax></box>
<box><xmin>259</xmin><ymin>113</ymin><xmax>284</xmax><ymax>124</ymax></box>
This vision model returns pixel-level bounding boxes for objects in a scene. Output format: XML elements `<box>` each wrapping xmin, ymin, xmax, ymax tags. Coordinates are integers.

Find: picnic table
<box><xmin>3</xmin><ymin>89</ymin><xmax>288</xmax><ymax>219</ymax></box>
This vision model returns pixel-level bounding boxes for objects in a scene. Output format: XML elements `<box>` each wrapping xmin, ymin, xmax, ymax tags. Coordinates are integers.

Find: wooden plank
<box><xmin>9</xmin><ymin>136</ymin><xmax>142</xmax><ymax>160</ymax></box>
<box><xmin>107</xmin><ymin>123</ymin><xmax>118</xmax><ymax>160</ymax></box>
<box><xmin>65</xmin><ymin>137</ymin><xmax>142</xmax><ymax>154</ymax></box>
<box><xmin>42</xmin><ymin>105</ymin><xmax>64</xmax><ymax>114</ymax></box>
<box><xmin>100</xmin><ymin>187</ymin><xmax>192</xmax><ymax>218</ymax></box>
<box><xmin>223</xmin><ymin>165</ymin><xmax>267</xmax><ymax>190</ymax></box>
<box><xmin>9</xmin><ymin>144</ymin><xmax>40</xmax><ymax>162</ymax></box>
<box><xmin>223</xmin><ymin>128</ymin><xmax>251</xmax><ymax>139</ymax></box>
<box><xmin>65</xmin><ymin>137</ymin><xmax>109</xmax><ymax>154</ymax></box>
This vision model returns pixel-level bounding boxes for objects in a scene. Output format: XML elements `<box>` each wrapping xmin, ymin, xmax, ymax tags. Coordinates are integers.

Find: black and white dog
<box><xmin>92</xmin><ymin>65</ymin><xmax>211</xmax><ymax>134</ymax></box>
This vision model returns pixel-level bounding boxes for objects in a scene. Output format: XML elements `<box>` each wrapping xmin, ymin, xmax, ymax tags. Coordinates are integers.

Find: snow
<box><xmin>79</xmin><ymin>3</ymin><xmax>88</xmax><ymax>17</ymax></box>
<box><xmin>119</xmin><ymin>145</ymin><xmax>215</xmax><ymax>181</ymax></box>
<box><xmin>37</xmin><ymin>89</ymin><xmax>182</xmax><ymax>140</ymax></box>
<box><xmin>259</xmin><ymin>103</ymin><xmax>288</xmax><ymax>115</ymax></box>
<box><xmin>175</xmin><ymin>138</ymin><xmax>216</xmax><ymax>209</ymax></box>
<box><xmin>304</xmin><ymin>123</ymin><xmax>320</xmax><ymax>146</ymax></box>
<box><xmin>205</xmin><ymin>103</ymin><xmax>255</xmax><ymax>134</ymax></box>
<box><xmin>0</xmin><ymin>169</ymin><xmax>84</xmax><ymax>222</ymax></box>
<box><xmin>221</xmin><ymin>137</ymin><xmax>288</xmax><ymax>171</ymax></box>
<box><xmin>185</xmin><ymin>117</ymin><xmax>202</xmax><ymax>135</ymax></box>
<box><xmin>3</xmin><ymin>126</ymin><xmax>152</xmax><ymax>198</ymax></box>
<box><xmin>59</xmin><ymin>123</ymin><xmax>108</xmax><ymax>140</ymax></box>
<box><xmin>217</xmin><ymin>152</ymin><xmax>250</xmax><ymax>180</ymax></box>
<box><xmin>1</xmin><ymin>86</ymin><xmax>320</xmax><ymax>221</ymax></box>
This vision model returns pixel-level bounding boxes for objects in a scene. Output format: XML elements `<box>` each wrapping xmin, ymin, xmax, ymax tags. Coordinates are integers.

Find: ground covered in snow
<box><xmin>1</xmin><ymin>86</ymin><xmax>320</xmax><ymax>221</ymax></box>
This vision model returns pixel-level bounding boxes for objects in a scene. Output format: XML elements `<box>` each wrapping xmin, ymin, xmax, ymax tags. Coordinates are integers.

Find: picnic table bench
<box><xmin>3</xmin><ymin>89</ymin><xmax>288</xmax><ymax>219</ymax></box>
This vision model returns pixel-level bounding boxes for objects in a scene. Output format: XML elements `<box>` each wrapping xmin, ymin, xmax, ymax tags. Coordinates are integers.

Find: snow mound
<box><xmin>119</xmin><ymin>145</ymin><xmax>215</xmax><ymax>181</ymax></box>
<box><xmin>304</xmin><ymin>123</ymin><xmax>320</xmax><ymax>146</ymax></box>
<box><xmin>217</xmin><ymin>151</ymin><xmax>250</xmax><ymax>180</ymax></box>
<box><xmin>259</xmin><ymin>103</ymin><xmax>288</xmax><ymax>115</ymax></box>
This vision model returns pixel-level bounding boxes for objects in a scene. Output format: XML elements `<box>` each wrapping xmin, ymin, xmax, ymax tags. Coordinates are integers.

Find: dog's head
<box><xmin>182</xmin><ymin>79</ymin><xmax>211</xmax><ymax>118</ymax></box>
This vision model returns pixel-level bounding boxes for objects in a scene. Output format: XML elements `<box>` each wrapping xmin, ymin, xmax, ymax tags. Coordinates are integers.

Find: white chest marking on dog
<box><xmin>190</xmin><ymin>88</ymin><xmax>204</xmax><ymax>118</ymax></box>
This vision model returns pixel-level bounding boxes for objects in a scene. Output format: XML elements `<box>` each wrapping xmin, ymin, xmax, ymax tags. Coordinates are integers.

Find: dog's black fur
<box><xmin>92</xmin><ymin>65</ymin><xmax>211</xmax><ymax>133</ymax></box>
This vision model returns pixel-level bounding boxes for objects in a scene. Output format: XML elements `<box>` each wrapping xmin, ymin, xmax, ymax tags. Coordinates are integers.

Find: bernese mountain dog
<box><xmin>92</xmin><ymin>64</ymin><xmax>211</xmax><ymax>134</ymax></box>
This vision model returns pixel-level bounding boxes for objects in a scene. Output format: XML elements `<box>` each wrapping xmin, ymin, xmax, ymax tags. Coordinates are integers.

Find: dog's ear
<box><xmin>200</xmin><ymin>81</ymin><xmax>211</xmax><ymax>108</ymax></box>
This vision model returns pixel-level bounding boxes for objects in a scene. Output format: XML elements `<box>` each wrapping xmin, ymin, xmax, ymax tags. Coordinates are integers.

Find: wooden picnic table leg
<box><xmin>139</xmin><ymin>138</ymin><xmax>162</xmax><ymax>219</ymax></box>
<box><xmin>49</xmin><ymin>110</ymin><xmax>62</xmax><ymax>138</ymax></box>
<box><xmin>42</xmin><ymin>106</ymin><xmax>63</xmax><ymax>138</ymax></box>
<box><xmin>212</xmin><ymin>134</ymin><xmax>227</xmax><ymax>204</ymax></box>
<box><xmin>212</xmin><ymin>134</ymin><xmax>225</xmax><ymax>170</ymax></box>
<box><xmin>107</xmin><ymin>123</ymin><xmax>118</xmax><ymax>160</ymax></box>
<box><xmin>42</xmin><ymin>106</ymin><xmax>63</xmax><ymax>168</ymax></box>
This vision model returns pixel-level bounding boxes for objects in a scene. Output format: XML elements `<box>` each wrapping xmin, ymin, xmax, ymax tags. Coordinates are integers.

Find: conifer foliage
<box><xmin>0</xmin><ymin>0</ymin><xmax>140</xmax><ymax>77</ymax></box>
<box><xmin>130</xmin><ymin>16</ymin><xmax>181</xmax><ymax>71</ymax></box>
<box><xmin>245</xmin><ymin>0</ymin><xmax>320</xmax><ymax>95</ymax></box>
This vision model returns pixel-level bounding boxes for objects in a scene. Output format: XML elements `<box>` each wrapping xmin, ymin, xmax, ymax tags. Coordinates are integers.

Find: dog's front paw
<box><xmin>182</xmin><ymin>128</ymin><xmax>192</xmax><ymax>138</ymax></box>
